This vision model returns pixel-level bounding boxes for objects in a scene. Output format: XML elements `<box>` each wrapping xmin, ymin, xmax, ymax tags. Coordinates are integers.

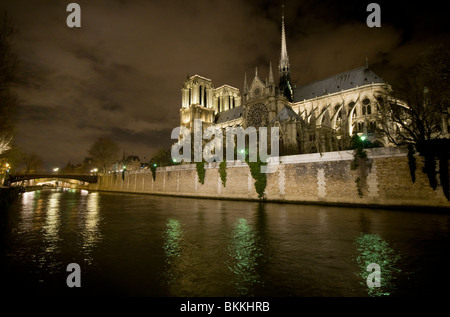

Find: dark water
<box><xmin>1</xmin><ymin>188</ymin><xmax>450</xmax><ymax>297</ymax></box>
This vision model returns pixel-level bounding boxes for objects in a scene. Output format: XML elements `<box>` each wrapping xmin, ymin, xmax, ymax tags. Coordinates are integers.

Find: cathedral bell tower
<box><xmin>278</xmin><ymin>8</ymin><xmax>294</xmax><ymax>102</ymax></box>
<box><xmin>180</xmin><ymin>75</ymin><xmax>215</xmax><ymax>133</ymax></box>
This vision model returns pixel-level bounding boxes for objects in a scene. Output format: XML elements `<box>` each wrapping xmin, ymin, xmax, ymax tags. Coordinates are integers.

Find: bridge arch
<box><xmin>3</xmin><ymin>173</ymin><xmax>98</xmax><ymax>186</ymax></box>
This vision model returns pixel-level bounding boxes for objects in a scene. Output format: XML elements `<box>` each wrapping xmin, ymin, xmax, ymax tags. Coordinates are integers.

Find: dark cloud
<box><xmin>2</xmin><ymin>0</ymin><xmax>448</xmax><ymax>170</ymax></box>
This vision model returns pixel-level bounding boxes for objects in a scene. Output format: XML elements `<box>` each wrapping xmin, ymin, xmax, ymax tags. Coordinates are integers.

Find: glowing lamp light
<box><xmin>153</xmin><ymin>164</ymin><xmax>157</xmax><ymax>167</ymax></box>
<box><xmin>360</xmin><ymin>135</ymin><xmax>366</xmax><ymax>141</ymax></box>
<box><xmin>53</xmin><ymin>167</ymin><xmax>59</xmax><ymax>172</ymax></box>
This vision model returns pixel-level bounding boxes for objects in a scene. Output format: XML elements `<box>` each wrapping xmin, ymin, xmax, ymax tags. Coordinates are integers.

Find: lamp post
<box><xmin>360</xmin><ymin>135</ymin><xmax>366</xmax><ymax>150</ymax></box>
<box><xmin>239</xmin><ymin>148</ymin><xmax>246</xmax><ymax>160</ymax></box>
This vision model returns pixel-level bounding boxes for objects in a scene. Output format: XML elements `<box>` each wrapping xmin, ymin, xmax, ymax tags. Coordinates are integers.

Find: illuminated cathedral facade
<box><xmin>179</xmin><ymin>13</ymin><xmax>389</xmax><ymax>156</ymax></box>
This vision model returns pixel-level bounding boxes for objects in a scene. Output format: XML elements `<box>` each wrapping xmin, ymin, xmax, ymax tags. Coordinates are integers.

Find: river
<box><xmin>1</xmin><ymin>188</ymin><xmax>449</xmax><ymax>298</ymax></box>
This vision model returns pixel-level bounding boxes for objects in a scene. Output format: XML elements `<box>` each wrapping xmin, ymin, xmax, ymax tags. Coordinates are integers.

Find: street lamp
<box><xmin>53</xmin><ymin>167</ymin><xmax>59</xmax><ymax>173</ymax></box>
<box><xmin>360</xmin><ymin>135</ymin><xmax>366</xmax><ymax>150</ymax></box>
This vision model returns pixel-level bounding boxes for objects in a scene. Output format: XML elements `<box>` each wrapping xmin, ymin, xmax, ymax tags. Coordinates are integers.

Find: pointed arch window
<box><xmin>349</xmin><ymin>101</ymin><xmax>356</xmax><ymax>117</ymax></box>
<box><xmin>362</xmin><ymin>98</ymin><xmax>371</xmax><ymax>116</ymax></box>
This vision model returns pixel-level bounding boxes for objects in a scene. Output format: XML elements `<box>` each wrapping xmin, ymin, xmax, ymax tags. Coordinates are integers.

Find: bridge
<box><xmin>3</xmin><ymin>173</ymin><xmax>98</xmax><ymax>186</ymax></box>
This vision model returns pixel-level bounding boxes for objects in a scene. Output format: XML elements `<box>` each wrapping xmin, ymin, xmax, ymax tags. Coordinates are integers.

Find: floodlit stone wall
<box><xmin>88</xmin><ymin>147</ymin><xmax>450</xmax><ymax>209</ymax></box>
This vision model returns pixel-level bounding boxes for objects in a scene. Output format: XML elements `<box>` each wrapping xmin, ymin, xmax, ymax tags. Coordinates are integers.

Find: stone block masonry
<box><xmin>88</xmin><ymin>147</ymin><xmax>449</xmax><ymax>210</ymax></box>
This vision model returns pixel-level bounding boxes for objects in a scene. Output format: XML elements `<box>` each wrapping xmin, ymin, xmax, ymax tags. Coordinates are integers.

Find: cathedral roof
<box><xmin>293</xmin><ymin>67</ymin><xmax>384</xmax><ymax>102</ymax></box>
<box><xmin>216</xmin><ymin>106</ymin><xmax>243</xmax><ymax>124</ymax></box>
<box><xmin>271</xmin><ymin>106</ymin><xmax>299</xmax><ymax>123</ymax></box>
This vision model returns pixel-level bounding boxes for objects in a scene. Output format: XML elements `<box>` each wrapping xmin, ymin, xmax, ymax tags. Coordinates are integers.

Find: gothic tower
<box><xmin>180</xmin><ymin>74</ymin><xmax>215</xmax><ymax>133</ymax></box>
<box><xmin>278</xmin><ymin>9</ymin><xmax>294</xmax><ymax>102</ymax></box>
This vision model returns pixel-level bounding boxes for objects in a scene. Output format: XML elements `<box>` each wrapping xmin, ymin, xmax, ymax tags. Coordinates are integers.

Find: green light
<box><xmin>355</xmin><ymin>233</ymin><xmax>401</xmax><ymax>297</ymax></box>
<box><xmin>164</xmin><ymin>218</ymin><xmax>183</xmax><ymax>261</ymax></box>
<box><xmin>361</xmin><ymin>135</ymin><xmax>366</xmax><ymax>141</ymax></box>
<box><xmin>228</xmin><ymin>218</ymin><xmax>262</xmax><ymax>296</ymax></box>
<box><xmin>153</xmin><ymin>163</ymin><xmax>157</xmax><ymax>167</ymax></box>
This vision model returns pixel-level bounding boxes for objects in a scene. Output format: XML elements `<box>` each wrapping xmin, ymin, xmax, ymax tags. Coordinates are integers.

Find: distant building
<box><xmin>114</xmin><ymin>155</ymin><xmax>141</xmax><ymax>172</ymax></box>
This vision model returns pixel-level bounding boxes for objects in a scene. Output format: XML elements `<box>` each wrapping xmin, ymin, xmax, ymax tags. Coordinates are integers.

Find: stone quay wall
<box><xmin>88</xmin><ymin>147</ymin><xmax>450</xmax><ymax>210</ymax></box>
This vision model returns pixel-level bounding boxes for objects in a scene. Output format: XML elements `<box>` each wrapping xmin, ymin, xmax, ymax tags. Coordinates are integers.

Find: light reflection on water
<box><xmin>2</xmin><ymin>189</ymin><xmax>450</xmax><ymax>297</ymax></box>
<box><xmin>44</xmin><ymin>192</ymin><xmax>61</xmax><ymax>252</ymax></box>
<box><xmin>164</xmin><ymin>218</ymin><xmax>183</xmax><ymax>261</ymax></box>
<box><xmin>8</xmin><ymin>189</ymin><xmax>103</xmax><ymax>280</ymax></box>
<box><xmin>81</xmin><ymin>192</ymin><xmax>101</xmax><ymax>265</ymax></box>
<box><xmin>355</xmin><ymin>233</ymin><xmax>401</xmax><ymax>297</ymax></box>
<box><xmin>227</xmin><ymin>218</ymin><xmax>263</xmax><ymax>296</ymax></box>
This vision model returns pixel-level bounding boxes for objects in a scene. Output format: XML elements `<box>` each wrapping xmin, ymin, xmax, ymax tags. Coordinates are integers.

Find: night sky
<box><xmin>2</xmin><ymin>0</ymin><xmax>449</xmax><ymax>170</ymax></box>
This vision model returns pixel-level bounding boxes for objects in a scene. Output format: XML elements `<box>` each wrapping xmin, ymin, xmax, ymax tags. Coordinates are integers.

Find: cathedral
<box><xmin>179</xmin><ymin>13</ymin><xmax>389</xmax><ymax>156</ymax></box>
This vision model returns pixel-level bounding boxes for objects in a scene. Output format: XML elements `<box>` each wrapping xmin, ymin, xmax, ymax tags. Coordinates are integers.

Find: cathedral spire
<box><xmin>244</xmin><ymin>72</ymin><xmax>248</xmax><ymax>94</ymax></box>
<box><xmin>269</xmin><ymin>61</ymin><xmax>274</xmax><ymax>84</ymax></box>
<box><xmin>278</xmin><ymin>6</ymin><xmax>293</xmax><ymax>102</ymax></box>
<box><xmin>279</xmin><ymin>6</ymin><xmax>290</xmax><ymax>74</ymax></box>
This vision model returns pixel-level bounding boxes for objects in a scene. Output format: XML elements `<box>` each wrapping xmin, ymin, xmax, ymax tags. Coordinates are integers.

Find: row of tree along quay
<box><xmin>376</xmin><ymin>44</ymin><xmax>449</xmax><ymax>200</ymax></box>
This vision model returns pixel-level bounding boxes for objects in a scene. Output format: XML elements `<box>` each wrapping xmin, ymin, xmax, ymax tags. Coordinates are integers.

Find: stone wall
<box><xmin>88</xmin><ymin>147</ymin><xmax>450</xmax><ymax>210</ymax></box>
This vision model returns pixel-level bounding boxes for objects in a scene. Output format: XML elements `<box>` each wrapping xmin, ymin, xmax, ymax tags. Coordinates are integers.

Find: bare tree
<box><xmin>88</xmin><ymin>137</ymin><xmax>120</xmax><ymax>173</ymax></box>
<box><xmin>0</xmin><ymin>134</ymin><xmax>12</xmax><ymax>154</ymax></box>
<box><xmin>376</xmin><ymin>44</ymin><xmax>450</xmax><ymax>146</ymax></box>
<box><xmin>0</xmin><ymin>11</ymin><xmax>18</xmax><ymax>155</ymax></box>
<box><xmin>376</xmin><ymin>45</ymin><xmax>450</xmax><ymax>199</ymax></box>
<box><xmin>22</xmin><ymin>152</ymin><xmax>43</xmax><ymax>173</ymax></box>
<box><xmin>150</xmin><ymin>148</ymin><xmax>173</xmax><ymax>167</ymax></box>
